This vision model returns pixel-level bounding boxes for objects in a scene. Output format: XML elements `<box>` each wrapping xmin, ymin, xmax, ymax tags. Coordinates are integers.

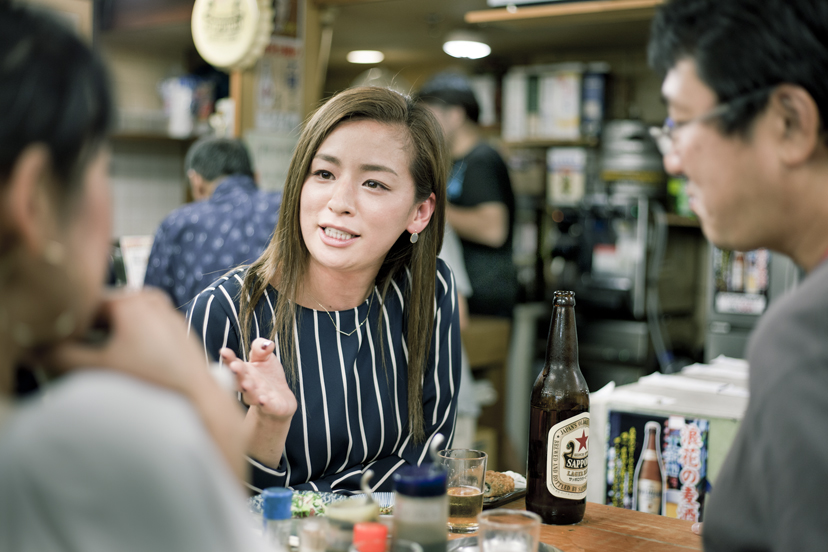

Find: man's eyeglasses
<box><xmin>649</xmin><ymin>87</ymin><xmax>774</xmax><ymax>156</ymax></box>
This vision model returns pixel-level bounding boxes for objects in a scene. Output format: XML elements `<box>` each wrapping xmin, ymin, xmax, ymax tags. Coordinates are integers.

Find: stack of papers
<box><xmin>638</xmin><ymin>373</ymin><xmax>748</xmax><ymax>398</ymax></box>
<box><xmin>681</xmin><ymin>355</ymin><xmax>749</xmax><ymax>381</ymax></box>
<box><xmin>599</xmin><ymin>356</ymin><xmax>750</xmax><ymax>420</ymax></box>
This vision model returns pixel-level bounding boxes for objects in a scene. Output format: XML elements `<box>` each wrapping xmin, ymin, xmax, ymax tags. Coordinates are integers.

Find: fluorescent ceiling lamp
<box><xmin>347</xmin><ymin>50</ymin><xmax>385</xmax><ymax>64</ymax></box>
<box><xmin>443</xmin><ymin>40</ymin><xmax>491</xmax><ymax>59</ymax></box>
<box><xmin>442</xmin><ymin>31</ymin><xmax>491</xmax><ymax>60</ymax></box>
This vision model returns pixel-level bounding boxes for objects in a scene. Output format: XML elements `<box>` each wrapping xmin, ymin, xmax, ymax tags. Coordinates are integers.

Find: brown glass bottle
<box><xmin>634</xmin><ymin>422</ymin><xmax>664</xmax><ymax>515</ymax></box>
<box><xmin>526</xmin><ymin>291</ymin><xmax>590</xmax><ymax>525</ymax></box>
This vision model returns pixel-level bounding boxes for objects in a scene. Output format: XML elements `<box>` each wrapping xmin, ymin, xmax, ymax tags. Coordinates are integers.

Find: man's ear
<box><xmin>772</xmin><ymin>84</ymin><xmax>822</xmax><ymax>166</ymax></box>
<box><xmin>407</xmin><ymin>192</ymin><xmax>437</xmax><ymax>235</ymax></box>
<box><xmin>2</xmin><ymin>144</ymin><xmax>53</xmax><ymax>255</ymax></box>
<box><xmin>188</xmin><ymin>170</ymin><xmax>208</xmax><ymax>201</ymax></box>
<box><xmin>447</xmin><ymin>105</ymin><xmax>467</xmax><ymax>129</ymax></box>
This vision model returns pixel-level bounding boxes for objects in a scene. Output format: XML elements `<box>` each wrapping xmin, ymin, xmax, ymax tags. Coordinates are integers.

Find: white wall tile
<box><xmin>109</xmin><ymin>140</ymin><xmax>188</xmax><ymax>238</ymax></box>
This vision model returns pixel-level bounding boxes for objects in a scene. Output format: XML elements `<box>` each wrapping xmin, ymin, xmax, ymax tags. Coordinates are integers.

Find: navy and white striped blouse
<box><xmin>186</xmin><ymin>259</ymin><xmax>461</xmax><ymax>493</ymax></box>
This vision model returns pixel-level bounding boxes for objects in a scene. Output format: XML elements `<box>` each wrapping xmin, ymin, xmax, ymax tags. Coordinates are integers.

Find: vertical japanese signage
<box><xmin>606</xmin><ymin>411</ymin><xmax>709</xmax><ymax>522</ymax></box>
<box><xmin>246</xmin><ymin>0</ymin><xmax>302</xmax><ymax>191</ymax></box>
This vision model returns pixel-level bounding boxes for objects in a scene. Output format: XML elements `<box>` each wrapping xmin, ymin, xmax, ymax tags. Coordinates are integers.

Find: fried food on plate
<box><xmin>484</xmin><ymin>470</ymin><xmax>516</xmax><ymax>498</ymax></box>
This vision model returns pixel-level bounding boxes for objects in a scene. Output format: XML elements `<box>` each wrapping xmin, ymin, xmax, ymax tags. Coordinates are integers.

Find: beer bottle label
<box><xmin>637</xmin><ymin>480</ymin><xmax>662</xmax><ymax>514</ymax></box>
<box><xmin>546</xmin><ymin>412</ymin><xmax>589</xmax><ymax>499</ymax></box>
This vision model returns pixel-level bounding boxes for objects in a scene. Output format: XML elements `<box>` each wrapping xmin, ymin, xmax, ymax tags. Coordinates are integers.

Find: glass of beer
<box><xmin>438</xmin><ymin>449</ymin><xmax>488</xmax><ymax>533</ymax></box>
<box><xmin>477</xmin><ymin>510</ymin><xmax>541</xmax><ymax>552</ymax></box>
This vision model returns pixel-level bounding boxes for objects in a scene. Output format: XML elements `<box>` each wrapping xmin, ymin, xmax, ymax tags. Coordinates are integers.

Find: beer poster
<box><xmin>605</xmin><ymin>411</ymin><xmax>710</xmax><ymax>522</ymax></box>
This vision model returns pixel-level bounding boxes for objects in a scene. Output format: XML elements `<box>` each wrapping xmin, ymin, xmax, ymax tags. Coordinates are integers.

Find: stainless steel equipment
<box><xmin>704</xmin><ymin>247</ymin><xmax>801</xmax><ymax>360</ymax></box>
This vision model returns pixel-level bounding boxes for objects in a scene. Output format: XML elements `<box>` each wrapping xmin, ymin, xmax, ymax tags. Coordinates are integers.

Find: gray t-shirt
<box><xmin>703</xmin><ymin>260</ymin><xmax>828</xmax><ymax>551</ymax></box>
<box><xmin>0</xmin><ymin>371</ymin><xmax>267</xmax><ymax>552</ymax></box>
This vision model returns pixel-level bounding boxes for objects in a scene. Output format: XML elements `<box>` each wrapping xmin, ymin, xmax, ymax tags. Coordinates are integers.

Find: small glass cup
<box><xmin>326</xmin><ymin>495</ymin><xmax>380</xmax><ymax>524</ymax></box>
<box><xmin>388</xmin><ymin>540</ymin><xmax>424</xmax><ymax>552</ymax></box>
<box><xmin>349</xmin><ymin>538</ymin><xmax>423</xmax><ymax>552</ymax></box>
<box><xmin>438</xmin><ymin>448</ymin><xmax>488</xmax><ymax>533</ymax></box>
<box><xmin>477</xmin><ymin>510</ymin><xmax>541</xmax><ymax>552</ymax></box>
<box><xmin>298</xmin><ymin>517</ymin><xmax>328</xmax><ymax>552</ymax></box>
<box><xmin>326</xmin><ymin>496</ymin><xmax>380</xmax><ymax>552</ymax></box>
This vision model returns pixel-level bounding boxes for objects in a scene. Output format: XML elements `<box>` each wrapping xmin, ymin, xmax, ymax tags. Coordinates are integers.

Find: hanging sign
<box><xmin>191</xmin><ymin>0</ymin><xmax>273</xmax><ymax>71</ymax></box>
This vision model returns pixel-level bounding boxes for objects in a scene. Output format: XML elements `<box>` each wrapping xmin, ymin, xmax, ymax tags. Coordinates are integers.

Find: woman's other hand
<box><xmin>219</xmin><ymin>339</ymin><xmax>297</xmax><ymax>421</ymax></box>
<box><xmin>691</xmin><ymin>522</ymin><xmax>703</xmax><ymax>535</ymax></box>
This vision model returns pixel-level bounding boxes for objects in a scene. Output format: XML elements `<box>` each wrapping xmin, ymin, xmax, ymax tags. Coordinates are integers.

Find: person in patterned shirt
<box><xmin>144</xmin><ymin>137</ymin><xmax>282</xmax><ymax>310</ymax></box>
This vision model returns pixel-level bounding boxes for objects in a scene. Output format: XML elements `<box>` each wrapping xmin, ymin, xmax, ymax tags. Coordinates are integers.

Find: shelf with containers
<box><xmin>465</xmin><ymin>0</ymin><xmax>709</xmax><ymax>471</ymax></box>
<box><xmin>96</xmin><ymin>7</ymin><xmax>214</xmax><ymax>238</ymax></box>
<box><xmin>496</xmin><ymin>59</ymin><xmax>620</xmax><ymax>306</ymax></box>
<box><xmin>466</xmin><ymin>0</ymin><xmax>702</xmax><ymax>305</ymax></box>
<box><xmin>466</xmin><ymin>0</ymin><xmax>664</xmax><ymax>29</ymax></box>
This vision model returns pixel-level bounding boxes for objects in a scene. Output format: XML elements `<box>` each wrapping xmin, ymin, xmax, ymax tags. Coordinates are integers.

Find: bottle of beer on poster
<box><xmin>634</xmin><ymin>422</ymin><xmax>664</xmax><ymax>515</ymax></box>
<box><xmin>526</xmin><ymin>291</ymin><xmax>590</xmax><ymax>525</ymax></box>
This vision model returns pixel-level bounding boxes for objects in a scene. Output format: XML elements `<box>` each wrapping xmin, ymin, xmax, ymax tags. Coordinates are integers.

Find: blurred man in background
<box><xmin>418</xmin><ymin>73</ymin><xmax>518</xmax><ymax>318</ymax></box>
<box><xmin>144</xmin><ymin>137</ymin><xmax>281</xmax><ymax>310</ymax></box>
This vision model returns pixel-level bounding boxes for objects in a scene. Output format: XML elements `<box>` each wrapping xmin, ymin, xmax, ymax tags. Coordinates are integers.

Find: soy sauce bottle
<box><xmin>526</xmin><ymin>291</ymin><xmax>590</xmax><ymax>525</ymax></box>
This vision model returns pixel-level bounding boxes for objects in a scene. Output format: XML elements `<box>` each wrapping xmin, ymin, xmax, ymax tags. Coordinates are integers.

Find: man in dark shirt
<box><xmin>144</xmin><ymin>137</ymin><xmax>282</xmax><ymax>310</ymax></box>
<box><xmin>648</xmin><ymin>1</ymin><xmax>828</xmax><ymax>549</ymax></box>
<box><xmin>418</xmin><ymin>73</ymin><xmax>518</xmax><ymax>318</ymax></box>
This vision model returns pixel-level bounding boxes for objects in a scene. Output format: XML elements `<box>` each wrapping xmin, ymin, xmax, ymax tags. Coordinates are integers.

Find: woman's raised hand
<box><xmin>45</xmin><ymin>288</ymin><xmax>249</xmax><ymax>479</ymax></box>
<box><xmin>219</xmin><ymin>338</ymin><xmax>297</xmax><ymax>422</ymax></box>
<box><xmin>46</xmin><ymin>289</ymin><xmax>208</xmax><ymax>394</ymax></box>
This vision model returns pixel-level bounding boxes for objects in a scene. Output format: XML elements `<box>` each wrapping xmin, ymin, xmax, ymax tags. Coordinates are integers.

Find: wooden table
<box><xmin>453</xmin><ymin>499</ymin><xmax>702</xmax><ymax>552</ymax></box>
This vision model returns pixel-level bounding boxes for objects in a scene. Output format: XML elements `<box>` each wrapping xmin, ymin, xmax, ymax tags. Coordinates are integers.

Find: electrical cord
<box><xmin>646</xmin><ymin>200</ymin><xmax>676</xmax><ymax>373</ymax></box>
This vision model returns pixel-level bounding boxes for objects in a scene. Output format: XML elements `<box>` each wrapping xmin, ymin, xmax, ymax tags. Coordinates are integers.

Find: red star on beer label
<box><xmin>575</xmin><ymin>430</ymin><xmax>588</xmax><ymax>451</ymax></box>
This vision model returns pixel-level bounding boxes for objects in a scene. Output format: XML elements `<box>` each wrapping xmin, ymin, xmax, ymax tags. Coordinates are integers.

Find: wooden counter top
<box><xmin>456</xmin><ymin>499</ymin><xmax>702</xmax><ymax>551</ymax></box>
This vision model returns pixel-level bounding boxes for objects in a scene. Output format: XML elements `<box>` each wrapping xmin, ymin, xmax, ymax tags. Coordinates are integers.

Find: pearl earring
<box><xmin>410</xmin><ymin>232</ymin><xmax>419</xmax><ymax>244</ymax></box>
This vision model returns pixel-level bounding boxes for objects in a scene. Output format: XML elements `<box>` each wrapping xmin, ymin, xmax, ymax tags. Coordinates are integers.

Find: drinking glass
<box><xmin>477</xmin><ymin>510</ymin><xmax>541</xmax><ymax>552</ymax></box>
<box><xmin>350</xmin><ymin>538</ymin><xmax>423</xmax><ymax>552</ymax></box>
<box><xmin>326</xmin><ymin>496</ymin><xmax>380</xmax><ymax>552</ymax></box>
<box><xmin>438</xmin><ymin>449</ymin><xmax>488</xmax><ymax>533</ymax></box>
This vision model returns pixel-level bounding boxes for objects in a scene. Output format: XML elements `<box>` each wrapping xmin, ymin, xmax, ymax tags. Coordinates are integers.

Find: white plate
<box><xmin>352</xmin><ymin>491</ymin><xmax>394</xmax><ymax>513</ymax></box>
<box><xmin>248</xmin><ymin>490</ymin><xmax>395</xmax><ymax>517</ymax></box>
<box><xmin>249</xmin><ymin>490</ymin><xmax>348</xmax><ymax>517</ymax></box>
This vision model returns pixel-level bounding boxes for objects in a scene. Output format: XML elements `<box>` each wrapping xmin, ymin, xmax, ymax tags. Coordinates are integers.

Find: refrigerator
<box><xmin>704</xmin><ymin>247</ymin><xmax>801</xmax><ymax>361</ymax></box>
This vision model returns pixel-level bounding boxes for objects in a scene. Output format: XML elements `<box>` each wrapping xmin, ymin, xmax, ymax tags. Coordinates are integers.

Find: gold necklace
<box><xmin>312</xmin><ymin>291</ymin><xmax>374</xmax><ymax>337</ymax></box>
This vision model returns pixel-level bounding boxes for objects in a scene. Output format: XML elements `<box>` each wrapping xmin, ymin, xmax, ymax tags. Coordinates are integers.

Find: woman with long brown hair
<box><xmin>187</xmin><ymin>86</ymin><xmax>461</xmax><ymax>493</ymax></box>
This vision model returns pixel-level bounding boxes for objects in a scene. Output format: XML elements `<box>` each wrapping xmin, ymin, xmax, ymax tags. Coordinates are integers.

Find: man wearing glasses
<box><xmin>648</xmin><ymin>0</ymin><xmax>828</xmax><ymax>550</ymax></box>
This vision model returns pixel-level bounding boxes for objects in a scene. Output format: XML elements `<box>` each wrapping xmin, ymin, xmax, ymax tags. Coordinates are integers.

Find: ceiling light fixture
<box><xmin>347</xmin><ymin>50</ymin><xmax>385</xmax><ymax>64</ymax></box>
<box><xmin>442</xmin><ymin>30</ymin><xmax>491</xmax><ymax>60</ymax></box>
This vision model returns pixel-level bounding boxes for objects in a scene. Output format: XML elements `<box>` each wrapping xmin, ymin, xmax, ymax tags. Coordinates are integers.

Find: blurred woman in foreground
<box><xmin>0</xmin><ymin>4</ymin><xmax>266</xmax><ymax>550</ymax></box>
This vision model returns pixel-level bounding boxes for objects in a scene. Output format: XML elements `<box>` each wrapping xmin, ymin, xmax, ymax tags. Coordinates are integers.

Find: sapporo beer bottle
<box><xmin>634</xmin><ymin>421</ymin><xmax>664</xmax><ymax>514</ymax></box>
<box><xmin>526</xmin><ymin>290</ymin><xmax>590</xmax><ymax>525</ymax></box>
